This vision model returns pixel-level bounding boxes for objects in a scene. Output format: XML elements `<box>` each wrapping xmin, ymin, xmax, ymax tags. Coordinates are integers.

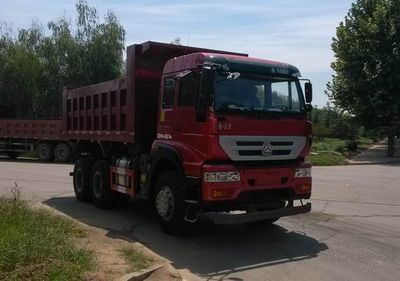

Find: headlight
<box><xmin>295</xmin><ymin>167</ymin><xmax>311</xmax><ymax>178</ymax></box>
<box><xmin>204</xmin><ymin>171</ymin><xmax>241</xmax><ymax>183</ymax></box>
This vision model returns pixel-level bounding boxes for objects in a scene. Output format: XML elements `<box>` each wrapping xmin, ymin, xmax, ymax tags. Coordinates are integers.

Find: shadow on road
<box><xmin>45</xmin><ymin>196</ymin><xmax>328</xmax><ymax>280</ymax></box>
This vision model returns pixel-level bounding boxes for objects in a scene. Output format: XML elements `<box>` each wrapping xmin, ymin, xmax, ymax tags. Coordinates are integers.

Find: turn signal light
<box><xmin>296</xmin><ymin>183</ymin><xmax>311</xmax><ymax>192</ymax></box>
<box><xmin>212</xmin><ymin>189</ymin><xmax>233</xmax><ymax>199</ymax></box>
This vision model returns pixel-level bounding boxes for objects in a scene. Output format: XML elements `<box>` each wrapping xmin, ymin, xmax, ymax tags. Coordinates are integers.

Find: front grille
<box><xmin>271</xmin><ymin>141</ymin><xmax>293</xmax><ymax>146</ymax></box>
<box><xmin>238</xmin><ymin>150</ymin><xmax>262</xmax><ymax>156</ymax></box>
<box><xmin>237</xmin><ymin>141</ymin><xmax>264</xmax><ymax>146</ymax></box>
<box><xmin>220</xmin><ymin>135</ymin><xmax>306</xmax><ymax>161</ymax></box>
<box><xmin>272</xmin><ymin>150</ymin><xmax>291</xmax><ymax>155</ymax></box>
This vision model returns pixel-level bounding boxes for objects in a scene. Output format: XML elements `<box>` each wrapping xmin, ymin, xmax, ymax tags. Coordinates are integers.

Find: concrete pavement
<box><xmin>348</xmin><ymin>138</ymin><xmax>400</xmax><ymax>165</ymax></box>
<box><xmin>0</xmin><ymin>159</ymin><xmax>399</xmax><ymax>281</ymax></box>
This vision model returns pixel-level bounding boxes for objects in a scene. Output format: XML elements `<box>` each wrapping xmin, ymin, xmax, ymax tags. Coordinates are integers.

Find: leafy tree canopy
<box><xmin>327</xmin><ymin>0</ymin><xmax>400</xmax><ymax>154</ymax></box>
<box><xmin>0</xmin><ymin>0</ymin><xmax>125</xmax><ymax>118</ymax></box>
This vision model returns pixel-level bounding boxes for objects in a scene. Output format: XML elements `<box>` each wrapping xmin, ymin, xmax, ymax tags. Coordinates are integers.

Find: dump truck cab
<box><xmin>151</xmin><ymin>52</ymin><xmax>312</xmax><ymax>228</ymax></box>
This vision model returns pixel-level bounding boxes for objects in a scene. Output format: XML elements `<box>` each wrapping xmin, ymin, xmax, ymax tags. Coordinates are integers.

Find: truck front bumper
<box><xmin>212</xmin><ymin>202</ymin><xmax>311</xmax><ymax>224</ymax></box>
<box><xmin>201</xmin><ymin>163</ymin><xmax>312</xmax><ymax>202</ymax></box>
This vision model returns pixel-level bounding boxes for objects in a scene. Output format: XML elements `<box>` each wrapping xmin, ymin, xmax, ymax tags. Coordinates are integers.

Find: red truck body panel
<box><xmin>63</xmin><ymin>78</ymin><xmax>131</xmax><ymax>143</ymax></box>
<box><xmin>0</xmin><ymin>119</ymin><xmax>63</xmax><ymax>140</ymax></box>
<box><xmin>63</xmin><ymin>41</ymin><xmax>247</xmax><ymax>150</ymax></box>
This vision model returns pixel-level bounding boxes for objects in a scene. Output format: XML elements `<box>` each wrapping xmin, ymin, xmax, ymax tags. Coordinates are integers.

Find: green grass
<box><xmin>119</xmin><ymin>247</ymin><xmax>153</xmax><ymax>272</ymax></box>
<box><xmin>308</xmin><ymin>137</ymin><xmax>375</xmax><ymax>166</ymax></box>
<box><xmin>0</xmin><ymin>198</ymin><xmax>93</xmax><ymax>281</ymax></box>
<box><xmin>311</xmin><ymin>138</ymin><xmax>347</xmax><ymax>153</ymax></box>
<box><xmin>307</xmin><ymin>151</ymin><xmax>347</xmax><ymax>166</ymax></box>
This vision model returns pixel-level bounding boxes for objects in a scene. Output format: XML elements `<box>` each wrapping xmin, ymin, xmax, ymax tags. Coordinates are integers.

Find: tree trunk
<box><xmin>387</xmin><ymin>135</ymin><xmax>395</xmax><ymax>157</ymax></box>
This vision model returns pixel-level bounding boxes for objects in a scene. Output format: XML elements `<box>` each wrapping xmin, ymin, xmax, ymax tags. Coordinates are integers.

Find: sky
<box><xmin>0</xmin><ymin>0</ymin><xmax>353</xmax><ymax>107</ymax></box>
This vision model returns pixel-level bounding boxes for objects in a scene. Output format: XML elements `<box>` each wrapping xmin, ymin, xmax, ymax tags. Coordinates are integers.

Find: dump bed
<box><xmin>63</xmin><ymin>78</ymin><xmax>129</xmax><ymax>143</ymax></box>
<box><xmin>0</xmin><ymin>119</ymin><xmax>63</xmax><ymax>140</ymax></box>
<box><xmin>63</xmin><ymin>41</ymin><xmax>247</xmax><ymax>150</ymax></box>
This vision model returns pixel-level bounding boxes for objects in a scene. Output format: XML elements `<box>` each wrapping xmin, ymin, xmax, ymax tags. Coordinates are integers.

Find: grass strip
<box><xmin>119</xmin><ymin>246</ymin><xmax>153</xmax><ymax>273</ymax></box>
<box><xmin>0</xmin><ymin>198</ymin><xmax>93</xmax><ymax>281</ymax></box>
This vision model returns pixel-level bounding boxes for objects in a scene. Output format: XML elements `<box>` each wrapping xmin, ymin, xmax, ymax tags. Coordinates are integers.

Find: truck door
<box><xmin>157</xmin><ymin>76</ymin><xmax>176</xmax><ymax>140</ymax></box>
<box><xmin>173</xmin><ymin>70</ymin><xmax>209</xmax><ymax>162</ymax></box>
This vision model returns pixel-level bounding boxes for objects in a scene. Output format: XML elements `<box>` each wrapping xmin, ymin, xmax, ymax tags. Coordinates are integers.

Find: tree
<box><xmin>170</xmin><ymin>37</ymin><xmax>182</xmax><ymax>45</ymax></box>
<box><xmin>327</xmin><ymin>0</ymin><xmax>400</xmax><ymax>156</ymax></box>
<box><xmin>0</xmin><ymin>0</ymin><xmax>125</xmax><ymax>118</ymax></box>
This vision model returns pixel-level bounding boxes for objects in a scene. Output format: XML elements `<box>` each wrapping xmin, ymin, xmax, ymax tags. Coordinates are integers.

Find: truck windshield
<box><xmin>214</xmin><ymin>74</ymin><xmax>305</xmax><ymax>114</ymax></box>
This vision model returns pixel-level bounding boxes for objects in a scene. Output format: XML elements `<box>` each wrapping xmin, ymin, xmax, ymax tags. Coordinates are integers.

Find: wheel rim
<box><xmin>156</xmin><ymin>185</ymin><xmax>175</xmax><ymax>221</ymax></box>
<box><xmin>39</xmin><ymin>147</ymin><xmax>48</xmax><ymax>158</ymax></box>
<box><xmin>93</xmin><ymin>171</ymin><xmax>103</xmax><ymax>198</ymax></box>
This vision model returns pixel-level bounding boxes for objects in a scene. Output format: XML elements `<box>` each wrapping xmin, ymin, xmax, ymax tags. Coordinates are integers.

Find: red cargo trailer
<box><xmin>0</xmin><ymin>118</ymin><xmax>72</xmax><ymax>162</ymax></box>
<box><xmin>65</xmin><ymin>41</ymin><xmax>313</xmax><ymax>234</ymax></box>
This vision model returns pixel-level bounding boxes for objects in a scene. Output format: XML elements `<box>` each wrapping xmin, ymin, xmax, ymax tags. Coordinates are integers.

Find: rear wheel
<box><xmin>73</xmin><ymin>157</ymin><xmax>94</xmax><ymax>202</ymax></box>
<box><xmin>91</xmin><ymin>160</ymin><xmax>117</xmax><ymax>209</ymax></box>
<box><xmin>154</xmin><ymin>171</ymin><xmax>187</xmax><ymax>235</ymax></box>
<box><xmin>37</xmin><ymin>143</ymin><xmax>54</xmax><ymax>162</ymax></box>
<box><xmin>54</xmin><ymin>143</ymin><xmax>72</xmax><ymax>162</ymax></box>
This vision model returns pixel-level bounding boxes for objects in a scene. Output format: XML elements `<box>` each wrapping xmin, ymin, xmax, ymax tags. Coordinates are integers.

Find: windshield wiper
<box><xmin>216</xmin><ymin>104</ymin><xmax>253</xmax><ymax>112</ymax></box>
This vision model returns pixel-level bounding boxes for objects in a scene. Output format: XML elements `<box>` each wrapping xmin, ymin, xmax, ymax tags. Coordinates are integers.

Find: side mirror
<box><xmin>305</xmin><ymin>82</ymin><xmax>313</xmax><ymax>103</ymax></box>
<box><xmin>306</xmin><ymin>104</ymin><xmax>313</xmax><ymax>112</ymax></box>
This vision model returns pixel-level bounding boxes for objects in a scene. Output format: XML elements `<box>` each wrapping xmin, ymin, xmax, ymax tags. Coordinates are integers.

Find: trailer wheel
<box><xmin>91</xmin><ymin>160</ymin><xmax>117</xmax><ymax>209</ymax></box>
<box><xmin>37</xmin><ymin>143</ymin><xmax>54</xmax><ymax>162</ymax></box>
<box><xmin>73</xmin><ymin>157</ymin><xmax>94</xmax><ymax>202</ymax></box>
<box><xmin>154</xmin><ymin>171</ymin><xmax>186</xmax><ymax>235</ymax></box>
<box><xmin>54</xmin><ymin>143</ymin><xmax>72</xmax><ymax>162</ymax></box>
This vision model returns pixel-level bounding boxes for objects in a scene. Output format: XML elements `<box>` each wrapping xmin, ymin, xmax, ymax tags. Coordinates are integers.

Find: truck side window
<box><xmin>179</xmin><ymin>72</ymin><xmax>197</xmax><ymax>106</ymax></box>
<box><xmin>162</xmin><ymin>78</ymin><xmax>175</xmax><ymax>108</ymax></box>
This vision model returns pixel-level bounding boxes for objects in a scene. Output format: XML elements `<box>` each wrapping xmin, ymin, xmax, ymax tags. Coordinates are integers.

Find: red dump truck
<box><xmin>0</xmin><ymin>118</ymin><xmax>73</xmax><ymax>162</ymax></box>
<box><xmin>65</xmin><ymin>41</ymin><xmax>313</xmax><ymax>234</ymax></box>
<box><xmin>0</xmin><ymin>103</ymin><xmax>73</xmax><ymax>162</ymax></box>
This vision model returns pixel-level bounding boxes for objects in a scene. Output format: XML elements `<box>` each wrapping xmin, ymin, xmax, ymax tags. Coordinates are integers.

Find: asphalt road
<box><xmin>0</xmin><ymin>159</ymin><xmax>399</xmax><ymax>281</ymax></box>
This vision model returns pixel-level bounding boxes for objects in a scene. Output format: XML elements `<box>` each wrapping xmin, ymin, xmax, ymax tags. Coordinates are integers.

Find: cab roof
<box><xmin>163</xmin><ymin>52</ymin><xmax>301</xmax><ymax>77</ymax></box>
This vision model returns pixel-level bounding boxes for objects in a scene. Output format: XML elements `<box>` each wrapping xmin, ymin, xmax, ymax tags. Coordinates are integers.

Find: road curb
<box><xmin>36</xmin><ymin>202</ymin><xmax>183</xmax><ymax>281</ymax></box>
<box><xmin>346</xmin><ymin>159</ymin><xmax>400</xmax><ymax>165</ymax></box>
<box><xmin>116</xmin><ymin>263</ymin><xmax>164</xmax><ymax>281</ymax></box>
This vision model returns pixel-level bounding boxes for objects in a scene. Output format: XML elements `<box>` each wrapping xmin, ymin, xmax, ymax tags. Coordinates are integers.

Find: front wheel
<box><xmin>154</xmin><ymin>171</ymin><xmax>187</xmax><ymax>235</ymax></box>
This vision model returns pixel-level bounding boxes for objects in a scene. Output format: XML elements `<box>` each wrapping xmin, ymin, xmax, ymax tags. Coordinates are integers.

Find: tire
<box><xmin>73</xmin><ymin>157</ymin><xmax>94</xmax><ymax>202</ymax></box>
<box><xmin>54</xmin><ymin>143</ymin><xmax>72</xmax><ymax>162</ymax></box>
<box><xmin>37</xmin><ymin>143</ymin><xmax>54</xmax><ymax>162</ymax></box>
<box><xmin>90</xmin><ymin>160</ymin><xmax>117</xmax><ymax>209</ymax></box>
<box><xmin>154</xmin><ymin>171</ymin><xmax>187</xmax><ymax>235</ymax></box>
